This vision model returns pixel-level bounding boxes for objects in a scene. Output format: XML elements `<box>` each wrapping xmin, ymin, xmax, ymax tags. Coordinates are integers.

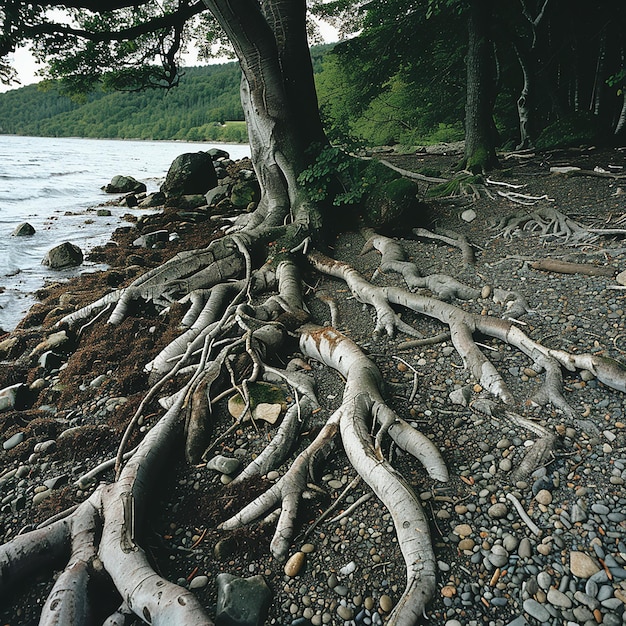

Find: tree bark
<box><xmin>201</xmin><ymin>0</ymin><xmax>327</xmax><ymax>235</ymax></box>
<box><xmin>463</xmin><ymin>0</ymin><xmax>498</xmax><ymax>172</ymax></box>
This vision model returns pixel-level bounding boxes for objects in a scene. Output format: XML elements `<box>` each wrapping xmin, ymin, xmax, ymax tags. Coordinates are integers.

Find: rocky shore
<box><xmin>1</xmin><ymin>145</ymin><xmax>626</xmax><ymax>626</ymax></box>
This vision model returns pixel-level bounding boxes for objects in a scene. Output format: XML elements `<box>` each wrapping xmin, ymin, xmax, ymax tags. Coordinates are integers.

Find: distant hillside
<box><xmin>0</xmin><ymin>46</ymin><xmax>332</xmax><ymax>143</ymax></box>
<box><xmin>0</xmin><ymin>64</ymin><xmax>246</xmax><ymax>142</ymax></box>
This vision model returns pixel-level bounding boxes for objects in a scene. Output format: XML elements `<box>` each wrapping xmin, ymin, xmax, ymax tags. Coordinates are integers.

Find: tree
<box><xmin>3</xmin><ymin>3</ymin><xmax>626</xmax><ymax>626</ymax></box>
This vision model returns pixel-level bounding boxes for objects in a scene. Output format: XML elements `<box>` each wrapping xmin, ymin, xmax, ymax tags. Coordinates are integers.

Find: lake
<box><xmin>0</xmin><ymin>135</ymin><xmax>250</xmax><ymax>331</ymax></box>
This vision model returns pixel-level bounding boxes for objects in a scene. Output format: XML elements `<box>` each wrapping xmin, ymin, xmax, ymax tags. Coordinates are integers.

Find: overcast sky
<box><xmin>1</xmin><ymin>20</ymin><xmax>339</xmax><ymax>94</ymax></box>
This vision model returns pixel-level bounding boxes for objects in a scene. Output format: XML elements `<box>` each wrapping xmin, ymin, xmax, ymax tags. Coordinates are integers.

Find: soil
<box><xmin>1</xmin><ymin>144</ymin><xmax>626</xmax><ymax>626</ymax></box>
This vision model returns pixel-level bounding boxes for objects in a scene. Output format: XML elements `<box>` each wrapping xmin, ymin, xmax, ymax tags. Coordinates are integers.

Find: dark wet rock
<box><xmin>206</xmin><ymin>184</ymin><xmax>230</xmax><ymax>207</ymax></box>
<box><xmin>161</xmin><ymin>152</ymin><xmax>217</xmax><ymax>196</ymax></box>
<box><xmin>42</xmin><ymin>242</ymin><xmax>83</xmax><ymax>269</ymax></box>
<box><xmin>104</xmin><ymin>175</ymin><xmax>146</xmax><ymax>194</ymax></box>
<box><xmin>215</xmin><ymin>573</ymin><xmax>271</xmax><ymax>626</ymax></box>
<box><xmin>139</xmin><ymin>191</ymin><xmax>166</xmax><ymax>208</ymax></box>
<box><xmin>11</xmin><ymin>222</ymin><xmax>35</xmax><ymax>236</ymax></box>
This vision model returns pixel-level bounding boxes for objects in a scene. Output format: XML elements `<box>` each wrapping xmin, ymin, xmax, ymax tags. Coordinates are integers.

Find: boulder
<box><xmin>104</xmin><ymin>175</ymin><xmax>146</xmax><ymax>194</ymax></box>
<box><xmin>42</xmin><ymin>242</ymin><xmax>83</xmax><ymax>269</ymax></box>
<box><xmin>215</xmin><ymin>574</ymin><xmax>271</xmax><ymax>626</ymax></box>
<box><xmin>138</xmin><ymin>191</ymin><xmax>166</xmax><ymax>208</ymax></box>
<box><xmin>230</xmin><ymin>180</ymin><xmax>261</xmax><ymax>209</ymax></box>
<box><xmin>11</xmin><ymin>222</ymin><xmax>35</xmax><ymax>236</ymax></box>
<box><xmin>161</xmin><ymin>152</ymin><xmax>218</xmax><ymax>197</ymax></box>
<box><xmin>133</xmin><ymin>230</ymin><xmax>169</xmax><ymax>248</ymax></box>
<box><xmin>206</xmin><ymin>184</ymin><xmax>230</xmax><ymax>207</ymax></box>
<box><xmin>207</xmin><ymin>148</ymin><xmax>230</xmax><ymax>160</ymax></box>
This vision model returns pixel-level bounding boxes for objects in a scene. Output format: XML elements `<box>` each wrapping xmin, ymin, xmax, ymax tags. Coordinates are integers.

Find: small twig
<box><xmin>392</xmin><ymin>356</ymin><xmax>419</xmax><ymax>402</ymax></box>
<box><xmin>506</xmin><ymin>493</ymin><xmax>542</xmax><ymax>536</ymax></box>
<box><xmin>329</xmin><ymin>492</ymin><xmax>373</xmax><ymax>523</ymax></box>
<box><xmin>303</xmin><ymin>476</ymin><xmax>361</xmax><ymax>539</ymax></box>
<box><xmin>486</xmin><ymin>178</ymin><xmax>526</xmax><ymax>189</ymax></box>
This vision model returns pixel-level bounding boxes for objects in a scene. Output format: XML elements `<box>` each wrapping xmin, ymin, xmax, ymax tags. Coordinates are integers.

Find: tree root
<box><xmin>4</xmin><ymin>204</ymin><xmax>626</xmax><ymax>625</ymax></box>
<box><xmin>493</xmin><ymin>206</ymin><xmax>626</xmax><ymax>243</ymax></box>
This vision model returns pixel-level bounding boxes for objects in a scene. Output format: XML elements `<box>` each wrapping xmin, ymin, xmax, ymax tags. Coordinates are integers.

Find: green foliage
<box><xmin>315</xmin><ymin>4</ymin><xmax>466</xmax><ymax>148</ymax></box>
<box><xmin>534</xmin><ymin>114</ymin><xmax>601</xmax><ymax>150</ymax></box>
<box><xmin>297</xmin><ymin>145</ymin><xmax>377</xmax><ymax>207</ymax></box>
<box><xmin>0</xmin><ymin>64</ymin><xmax>246</xmax><ymax>141</ymax></box>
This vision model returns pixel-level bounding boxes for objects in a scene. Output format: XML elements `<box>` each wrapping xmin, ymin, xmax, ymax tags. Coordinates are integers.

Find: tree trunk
<box><xmin>202</xmin><ymin>0</ymin><xmax>327</xmax><ymax>235</ymax></box>
<box><xmin>515</xmin><ymin>45</ymin><xmax>534</xmax><ymax>149</ymax></box>
<box><xmin>463</xmin><ymin>0</ymin><xmax>498</xmax><ymax>172</ymax></box>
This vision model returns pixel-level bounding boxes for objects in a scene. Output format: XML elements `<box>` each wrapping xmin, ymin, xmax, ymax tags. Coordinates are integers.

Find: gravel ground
<box><xmin>1</xmin><ymin>145</ymin><xmax>626</xmax><ymax>626</ymax></box>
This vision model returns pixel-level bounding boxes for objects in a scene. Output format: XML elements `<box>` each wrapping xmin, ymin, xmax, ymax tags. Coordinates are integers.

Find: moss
<box><xmin>535</xmin><ymin>113</ymin><xmax>600</xmax><ymax>149</ymax></box>
<box><xmin>427</xmin><ymin>173</ymin><xmax>483</xmax><ymax>198</ymax></box>
<box><xmin>361</xmin><ymin>175</ymin><xmax>422</xmax><ymax>232</ymax></box>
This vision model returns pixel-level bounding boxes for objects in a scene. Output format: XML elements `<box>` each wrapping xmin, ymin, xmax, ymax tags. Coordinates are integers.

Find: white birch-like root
<box><xmin>39</xmin><ymin>493</ymin><xmax>101</xmax><ymax>626</ymax></box>
<box><xmin>309</xmin><ymin>250</ymin><xmax>626</xmax><ymax>407</ymax></box>
<box><xmin>413</xmin><ymin>227</ymin><xmax>476</xmax><ymax>266</ymax></box>
<box><xmin>0</xmin><ymin>518</ymin><xmax>70</xmax><ymax>596</ymax></box>
<box><xmin>98</xmin><ymin>392</ymin><xmax>214</xmax><ymax>625</ymax></box>
<box><xmin>363</xmin><ymin>233</ymin><xmax>480</xmax><ymax>301</ymax></box>
<box><xmin>300</xmin><ymin>325</ymin><xmax>441</xmax><ymax>625</ymax></box>
<box><xmin>220</xmin><ymin>407</ymin><xmax>342</xmax><ymax>559</ymax></box>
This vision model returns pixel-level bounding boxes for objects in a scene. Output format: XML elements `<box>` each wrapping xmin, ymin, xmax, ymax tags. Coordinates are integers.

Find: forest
<box><xmin>1</xmin><ymin>2</ymin><xmax>625</xmax><ymax>154</ymax></box>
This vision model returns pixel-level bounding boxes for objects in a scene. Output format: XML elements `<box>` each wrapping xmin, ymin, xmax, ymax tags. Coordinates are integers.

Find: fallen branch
<box><xmin>529</xmin><ymin>258</ymin><xmax>616</xmax><ymax>277</ymax></box>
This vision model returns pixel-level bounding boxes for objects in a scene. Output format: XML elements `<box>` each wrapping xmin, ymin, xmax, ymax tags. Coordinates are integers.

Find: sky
<box><xmin>0</xmin><ymin>20</ymin><xmax>339</xmax><ymax>94</ymax></box>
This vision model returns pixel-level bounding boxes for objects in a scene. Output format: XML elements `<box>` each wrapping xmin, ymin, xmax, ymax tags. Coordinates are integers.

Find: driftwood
<box><xmin>529</xmin><ymin>258</ymin><xmax>616</xmax><ymax>277</ymax></box>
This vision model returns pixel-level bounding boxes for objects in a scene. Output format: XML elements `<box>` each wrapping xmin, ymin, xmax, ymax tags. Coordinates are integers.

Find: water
<box><xmin>0</xmin><ymin>135</ymin><xmax>250</xmax><ymax>331</ymax></box>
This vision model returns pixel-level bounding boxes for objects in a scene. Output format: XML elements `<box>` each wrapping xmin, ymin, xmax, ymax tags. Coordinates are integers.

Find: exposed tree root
<box><xmin>3</xmin><ymin>206</ymin><xmax>626</xmax><ymax>625</ymax></box>
<box><xmin>494</xmin><ymin>206</ymin><xmax>626</xmax><ymax>243</ymax></box>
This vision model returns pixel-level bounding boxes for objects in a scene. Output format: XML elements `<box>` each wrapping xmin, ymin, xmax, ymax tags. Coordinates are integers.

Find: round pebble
<box><xmin>284</xmin><ymin>551</ymin><xmax>305</xmax><ymax>577</ymax></box>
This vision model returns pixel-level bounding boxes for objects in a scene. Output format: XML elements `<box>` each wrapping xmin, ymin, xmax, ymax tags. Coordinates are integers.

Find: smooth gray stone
<box><xmin>3</xmin><ymin>432</ymin><xmax>24</xmax><ymax>451</ymax></box>
<box><xmin>206</xmin><ymin>455</ymin><xmax>241</xmax><ymax>475</ymax></box>
<box><xmin>523</xmin><ymin>598</ymin><xmax>550</xmax><ymax>623</ymax></box>
<box><xmin>215</xmin><ymin>573</ymin><xmax>271</xmax><ymax>626</ymax></box>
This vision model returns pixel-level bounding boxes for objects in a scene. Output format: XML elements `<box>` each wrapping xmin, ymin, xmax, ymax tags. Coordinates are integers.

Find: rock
<box><xmin>133</xmin><ymin>230</ymin><xmax>169</xmax><ymax>248</ymax></box>
<box><xmin>453</xmin><ymin>523</ymin><xmax>472</xmax><ymax>537</ymax></box>
<box><xmin>379</xmin><ymin>595</ymin><xmax>393</xmax><ymax>613</ymax></box>
<box><xmin>11</xmin><ymin>222</ymin><xmax>35</xmax><ymax>236</ymax></box>
<box><xmin>488</xmin><ymin>544</ymin><xmax>509</xmax><ymax>567</ymax></box>
<box><xmin>547</xmin><ymin>587</ymin><xmax>572</xmax><ymax>608</ymax></box>
<box><xmin>206</xmin><ymin>455</ymin><xmax>241</xmax><ymax>475</ymax></box>
<box><xmin>29</xmin><ymin>330</ymin><xmax>69</xmax><ymax>358</ymax></box>
<box><xmin>215</xmin><ymin>573</ymin><xmax>271</xmax><ymax>626</ymax></box>
<box><xmin>487</xmin><ymin>502</ymin><xmax>508</xmax><ymax>519</ymax></box>
<box><xmin>227</xmin><ymin>382</ymin><xmax>285</xmax><ymax>423</ymax></box>
<box><xmin>39</xmin><ymin>351</ymin><xmax>63</xmax><ymax>372</ymax></box>
<box><xmin>161</xmin><ymin>152</ymin><xmax>218</xmax><ymax>196</ymax></box>
<box><xmin>96</xmin><ymin>208</ymin><xmax>112</xmax><ymax>216</ymax></box>
<box><xmin>570</xmin><ymin>551</ymin><xmax>601</xmax><ymax>578</ymax></box>
<box><xmin>616</xmin><ymin>269</ymin><xmax>626</xmax><ymax>286</ymax></box>
<box><xmin>337</xmin><ymin>605</ymin><xmax>354</xmax><ymax>620</ymax></box>
<box><xmin>284</xmin><ymin>551</ymin><xmax>306</xmax><ymax>577</ymax></box>
<box><xmin>449</xmin><ymin>385</ymin><xmax>472</xmax><ymax>406</ymax></box>
<box><xmin>104</xmin><ymin>175</ymin><xmax>146</xmax><ymax>194</ymax></box>
<box><xmin>3</xmin><ymin>431</ymin><xmax>24</xmax><ymax>450</ymax></box>
<box><xmin>523</xmin><ymin>598</ymin><xmax>550</xmax><ymax>622</ymax></box>
<box><xmin>535</xmin><ymin>489</ymin><xmax>552</xmax><ymax>505</ymax></box>
<box><xmin>206</xmin><ymin>184</ymin><xmax>231</xmax><ymax>206</ymax></box>
<box><xmin>138</xmin><ymin>191</ymin><xmax>166</xmax><ymax>207</ymax></box>
<box><xmin>189</xmin><ymin>575</ymin><xmax>209</xmax><ymax>589</ymax></box>
<box><xmin>208</xmin><ymin>148</ymin><xmax>230</xmax><ymax>160</ymax></box>
<box><xmin>42</xmin><ymin>242</ymin><xmax>83</xmax><ymax>269</ymax></box>
<box><xmin>461</xmin><ymin>208</ymin><xmax>477</xmax><ymax>223</ymax></box>
<box><xmin>0</xmin><ymin>383</ymin><xmax>27</xmax><ymax>412</ymax></box>
<box><xmin>230</xmin><ymin>180</ymin><xmax>261</xmax><ymax>209</ymax></box>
